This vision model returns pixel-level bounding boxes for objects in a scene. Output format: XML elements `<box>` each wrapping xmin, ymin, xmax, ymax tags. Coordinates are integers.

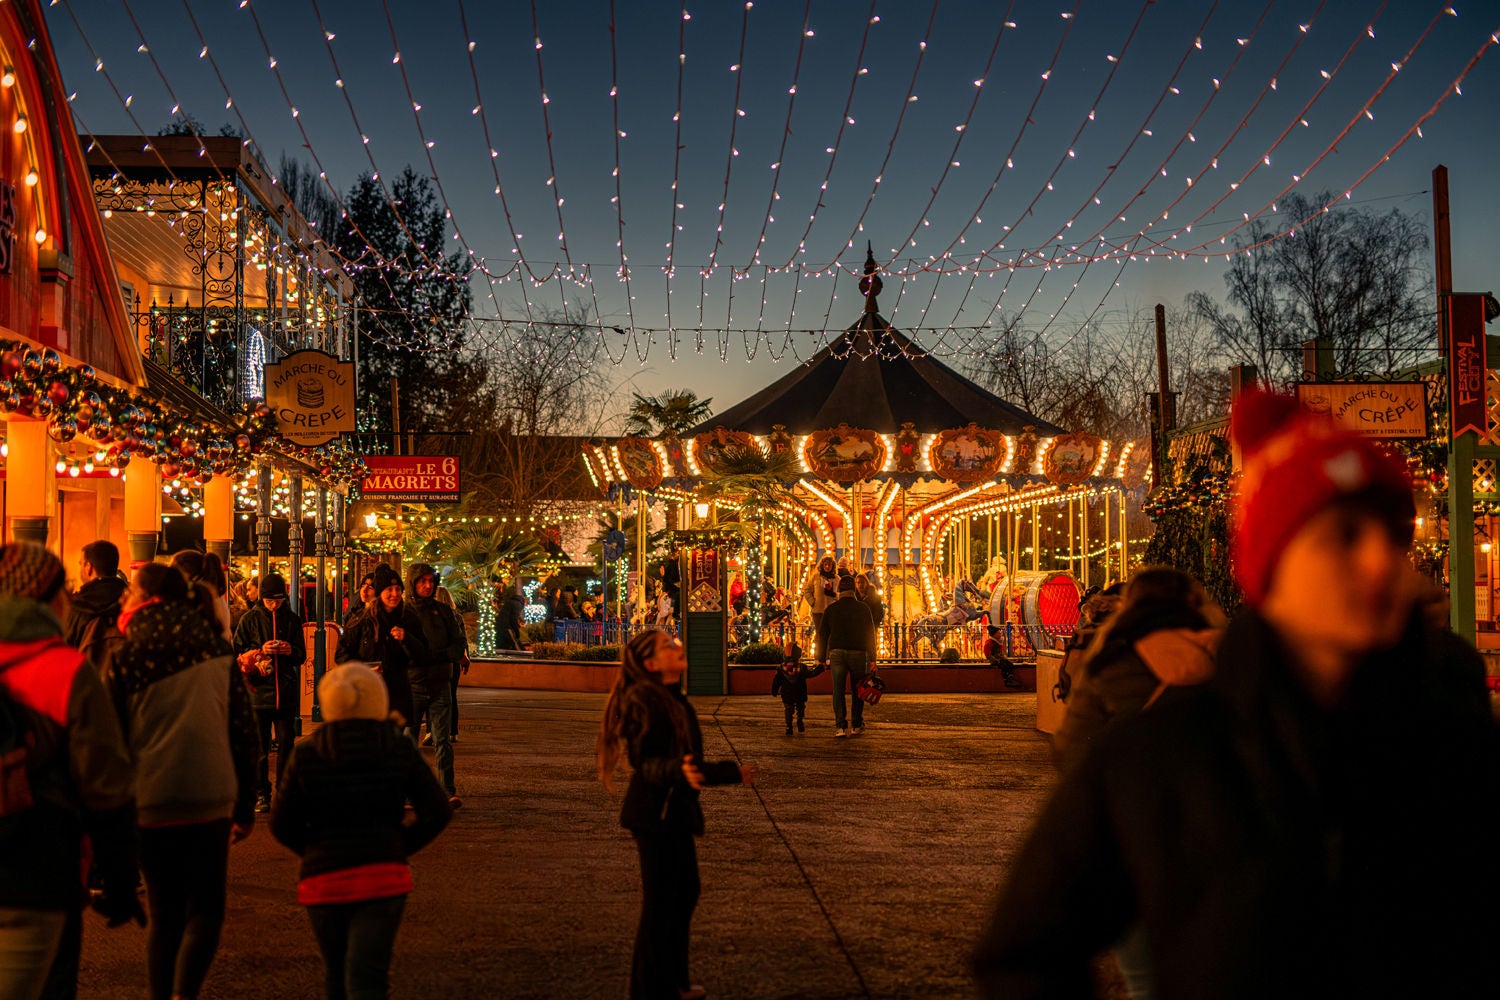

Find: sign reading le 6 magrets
<box><xmin>263</xmin><ymin>349</ymin><xmax>356</xmax><ymax>446</ymax></box>
<box><xmin>361</xmin><ymin>456</ymin><xmax>462</xmax><ymax>503</ymax></box>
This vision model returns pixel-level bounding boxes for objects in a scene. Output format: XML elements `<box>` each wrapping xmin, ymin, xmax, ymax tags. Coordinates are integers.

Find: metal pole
<box><xmin>333</xmin><ymin>493</ymin><xmax>347</xmax><ymax>625</ymax></box>
<box><xmin>256</xmin><ymin>460</ymin><xmax>272</xmax><ymax>585</ymax></box>
<box><xmin>288</xmin><ymin>476</ymin><xmax>304</xmax><ymax>616</ymax></box>
<box><xmin>313</xmin><ymin>484</ymin><xmax>328</xmax><ymax>723</ymax></box>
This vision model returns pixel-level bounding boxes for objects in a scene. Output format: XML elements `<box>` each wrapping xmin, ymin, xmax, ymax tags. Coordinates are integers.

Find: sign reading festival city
<box><xmin>361</xmin><ymin>456</ymin><xmax>462</xmax><ymax>503</ymax></box>
<box><xmin>1295</xmin><ymin>382</ymin><xmax>1428</xmax><ymax>440</ymax></box>
<box><xmin>262</xmin><ymin>349</ymin><xmax>356</xmax><ymax>446</ymax></box>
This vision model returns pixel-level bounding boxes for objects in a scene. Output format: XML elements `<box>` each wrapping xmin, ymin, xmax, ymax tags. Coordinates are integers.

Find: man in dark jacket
<box><xmin>973</xmin><ymin>390</ymin><xmax>1500</xmax><ymax>998</ymax></box>
<box><xmin>65</xmin><ymin>539</ymin><xmax>126</xmax><ymax>668</ymax></box>
<box><xmin>233</xmin><ymin>573</ymin><xmax>305</xmax><ymax>812</ymax></box>
<box><xmin>0</xmin><ymin>543</ymin><xmax>141</xmax><ymax>992</ymax></box>
<box><xmin>335</xmin><ymin>564</ymin><xmax>425</xmax><ymax>739</ymax></box>
<box><xmin>497</xmin><ymin>579</ymin><xmax>526</xmax><ymax>651</ymax></box>
<box><xmin>816</xmin><ymin>576</ymin><xmax>877</xmax><ymax>738</ymax></box>
<box><xmin>405</xmin><ymin>564</ymin><xmax>464</xmax><ymax>806</ymax></box>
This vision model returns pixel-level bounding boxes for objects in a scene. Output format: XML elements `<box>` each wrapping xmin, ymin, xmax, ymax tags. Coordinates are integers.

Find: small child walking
<box><xmin>770</xmin><ymin>642</ymin><xmax>824</xmax><ymax>735</ymax></box>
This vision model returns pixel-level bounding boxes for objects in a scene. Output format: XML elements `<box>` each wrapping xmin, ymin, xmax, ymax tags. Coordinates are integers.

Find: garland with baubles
<box><xmin>0</xmin><ymin>340</ymin><xmax>367</xmax><ymax>490</ymax></box>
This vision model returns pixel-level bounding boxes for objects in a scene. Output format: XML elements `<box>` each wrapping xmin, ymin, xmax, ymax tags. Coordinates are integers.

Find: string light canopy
<box><xmin>50</xmin><ymin>2</ymin><xmax>1499</xmax><ymax>364</ymax></box>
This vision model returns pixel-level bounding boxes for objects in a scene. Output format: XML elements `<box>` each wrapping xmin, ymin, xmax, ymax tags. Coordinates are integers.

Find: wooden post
<box><xmin>1434</xmin><ymin>166</ymin><xmax>1474</xmax><ymax>640</ymax></box>
<box><xmin>1229</xmin><ymin>364</ymin><xmax>1259</xmax><ymax>472</ymax></box>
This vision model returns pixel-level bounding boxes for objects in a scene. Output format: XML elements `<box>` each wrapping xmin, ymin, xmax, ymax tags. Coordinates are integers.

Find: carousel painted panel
<box><xmin>615</xmin><ymin>436</ymin><xmax>664</xmax><ymax>490</ymax></box>
<box><xmin>930</xmin><ymin>424</ymin><xmax>1008</xmax><ymax>483</ymax></box>
<box><xmin>1043</xmin><ymin>432</ymin><xmax>1105</xmax><ymax>486</ymax></box>
<box><xmin>804</xmin><ymin>424</ymin><xmax>886</xmax><ymax>482</ymax></box>
<box><xmin>693</xmin><ymin>427</ymin><xmax>762</xmax><ymax>475</ymax></box>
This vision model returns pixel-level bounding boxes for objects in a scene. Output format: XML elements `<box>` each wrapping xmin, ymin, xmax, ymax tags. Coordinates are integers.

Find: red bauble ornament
<box><xmin>161</xmin><ymin>461</ymin><xmax>180</xmax><ymax>478</ymax></box>
<box><xmin>47</xmin><ymin>381</ymin><xmax>69</xmax><ymax>406</ymax></box>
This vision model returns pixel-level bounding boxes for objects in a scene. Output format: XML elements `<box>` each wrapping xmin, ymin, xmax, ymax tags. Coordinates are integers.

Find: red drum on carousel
<box><xmin>990</xmin><ymin>571</ymin><xmax>1081</xmax><ymax>655</ymax></box>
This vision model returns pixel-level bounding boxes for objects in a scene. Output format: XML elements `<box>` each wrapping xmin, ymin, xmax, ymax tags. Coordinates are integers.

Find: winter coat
<box><xmin>972</xmin><ymin>609</ymin><xmax>1500</xmax><ymax>1000</ymax></box>
<box><xmin>771</xmin><ymin>659</ymin><xmax>824</xmax><ymax>705</ymax></box>
<box><xmin>555</xmin><ymin>593</ymin><xmax>580</xmax><ymax>620</ymax></box>
<box><xmin>270</xmin><ymin>718</ymin><xmax>451</xmax><ymax>883</ymax></box>
<box><xmin>404</xmin><ymin>565</ymin><xmax>466</xmax><ymax>692</ymax></box>
<box><xmin>618</xmin><ymin>683</ymin><xmax>741</xmax><ymax>836</ymax></box>
<box><xmin>802</xmin><ymin>569</ymin><xmax>839</xmax><ymax>616</ymax></box>
<box><xmin>817</xmin><ymin>594</ymin><xmax>877</xmax><ymax>658</ymax></box>
<box><xmin>65</xmin><ymin>575</ymin><xmax>127</xmax><ymax>669</ymax></box>
<box><xmin>233</xmin><ymin>601</ymin><xmax>307</xmax><ymax>714</ymax></box>
<box><xmin>108</xmin><ymin>600</ymin><xmax>259</xmax><ymax>827</ymax></box>
<box><xmin>335</xmin><ymin>602</ymin><xmax>425</xmax><ymax>726</ymax></box>
<box><xmin>1053</xmin><ymin>625</ymin><xmax>1221</xmax><ymax>768</ymax></box>
<box><xmin>0</xmin><ymin>595</ymin><xmax>136</xmax><ymax>912</ymax></box>
<box><xmin>860</xmin><ymin>588</ymin><xmax>886</xmax><ymax>628</ymax></box>
<box><xmin>497</xmin><ymin>587</ymin><xmax>526</xmax><ymax>650</ymax></box>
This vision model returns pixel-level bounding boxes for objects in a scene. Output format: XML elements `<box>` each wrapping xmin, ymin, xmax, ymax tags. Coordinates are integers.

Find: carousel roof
<box><xmin>690</xmin><ymin>252</ymin><xmax>1063</xmax><ymax>437</ymax></box>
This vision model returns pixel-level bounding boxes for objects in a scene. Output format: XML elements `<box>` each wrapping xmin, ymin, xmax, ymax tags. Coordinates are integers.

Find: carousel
<box><xmin>581</xmin><ymin>249</ymin><xmax>1150</xmax><ymax>660</ymax></box>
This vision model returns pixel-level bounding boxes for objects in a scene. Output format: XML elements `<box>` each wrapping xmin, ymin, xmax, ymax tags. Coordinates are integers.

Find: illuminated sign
<box><xmin>361</xmin><ymin>455</ymin><xmax>462</xmax><ymax>503</ymax></box>
<box><xmin>263</xmin><ymin>349</ymin><xmax>356</xmax><ymax>446</ymax></box>
<box><xmin>1295</xmin><ymin>382</ymin><xmax>1428</xmax><ymax>439</ymax></box>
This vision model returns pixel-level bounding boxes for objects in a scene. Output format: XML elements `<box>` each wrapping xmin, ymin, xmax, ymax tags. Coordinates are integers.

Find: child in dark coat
<box><xmin>770</xmin><ymin>642</ymin><xmax>823</xmax><ymax>734</ymax></box>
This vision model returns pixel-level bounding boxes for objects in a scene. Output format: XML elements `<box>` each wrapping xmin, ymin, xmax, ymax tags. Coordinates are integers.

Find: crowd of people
<box><xmin>0</xmin><ymin>541</ymin><xmax>464</xmax><ymax>998</ymax></box>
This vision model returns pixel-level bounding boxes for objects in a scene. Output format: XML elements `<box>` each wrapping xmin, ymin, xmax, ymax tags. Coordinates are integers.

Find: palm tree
<box><xmin>625</xmin><ymin>389</ymin><xmax>714</xmax><ymax>437</ymax></box>
<box><xmin>693</xmin><ymin>445</ymin><xmax>815</xmax><ymax>640</ymax></box>
<box><xmin>404</xmin><ymin>521</ymin><xmax>547</xmax><ymax>610</ymax></box>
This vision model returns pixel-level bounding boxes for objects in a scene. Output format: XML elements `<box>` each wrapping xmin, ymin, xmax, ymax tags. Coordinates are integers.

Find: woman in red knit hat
<box><xmin>973</xmin><ymin>389</ymin><xmax>1498</xmax><ymax>999</ymax></box>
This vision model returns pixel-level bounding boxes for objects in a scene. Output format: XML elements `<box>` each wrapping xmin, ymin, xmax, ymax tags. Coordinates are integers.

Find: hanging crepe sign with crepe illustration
<box><xmin>263</xmin><ymin>349</ymin><xmax>356</xmax><ymax>446</ymax></box>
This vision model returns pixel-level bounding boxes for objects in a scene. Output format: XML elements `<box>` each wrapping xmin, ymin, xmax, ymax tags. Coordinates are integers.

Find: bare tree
<box><xmin>1193</xmin><ymin>192</ymin><xmax>1432</xmax><ymax>385</ymax></box>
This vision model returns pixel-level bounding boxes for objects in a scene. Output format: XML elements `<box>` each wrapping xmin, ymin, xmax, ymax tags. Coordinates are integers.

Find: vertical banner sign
<box><xmin>1448</xmin><ymin>293</ymin><xmax>1489</xmax><ymax>438</ymax></box>
<box><xmin>687</xmin><ymin>549</ymin><xmax>722</xmax><ymax>612</ymax></box>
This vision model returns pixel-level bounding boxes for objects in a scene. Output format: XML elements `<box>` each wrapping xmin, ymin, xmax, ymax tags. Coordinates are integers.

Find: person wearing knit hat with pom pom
<box><xmin>974</xmin><ymin>389</ymin><xmax>1499</xmax><ymax>999</ymax></box>
<box><xmin>335</xmin><ymin>564</ymin><xmax>425</xmax><ymax>733</ymax></box>
<box><xmin>271</xmin><ymin>664</ymin><xmax>451</xmax><ymax>1000</ymax></box>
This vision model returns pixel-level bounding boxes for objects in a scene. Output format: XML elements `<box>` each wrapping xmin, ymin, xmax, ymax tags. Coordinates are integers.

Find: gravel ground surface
<box><xmin>76</xmin><ymin>688</ymin><xmax>1081</xmax><ymax>999</ymax></box>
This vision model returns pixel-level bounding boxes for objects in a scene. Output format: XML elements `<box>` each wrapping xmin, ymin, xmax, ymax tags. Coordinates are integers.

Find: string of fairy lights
<box><xmin>51</xmin><ymin>3</ymin><xmax>1500</xmax><ymax>366</ymax></box>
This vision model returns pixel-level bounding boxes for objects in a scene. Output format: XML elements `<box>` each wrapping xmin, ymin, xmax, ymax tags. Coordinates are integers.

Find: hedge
<box><xmin>529</xmin><ymin>641</ymin><xmax>622</xmax><ymax>663</ymax></box>
<box><xmin>730</xmin><ymin>642</ymin><xmax>784</xmax><ymax>665</ymax></box>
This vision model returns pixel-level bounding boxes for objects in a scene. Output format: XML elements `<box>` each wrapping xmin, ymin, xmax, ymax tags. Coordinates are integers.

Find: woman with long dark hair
<box><xmin>597</xmin><ymin>631</ymin><xmax>755</xmax><ymax>1000</ymax></box>
<box><xmin>107</xmin><ymin>562</ymin><xmax>259</xmax><ymax>1000</ymax></box>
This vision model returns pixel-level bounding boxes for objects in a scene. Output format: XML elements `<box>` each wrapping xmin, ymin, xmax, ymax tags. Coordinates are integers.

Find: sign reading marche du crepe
<box><xmin>263</xmin><ymin>350</ymin><xmax>356</xmax><ymax>446</ymax></box>
<box><xmin>361</xmin><ymin>456</ymin><xmax>462</xmax><ymax>503</ymax></box>
<box><xmin>1295</xmin><ymin>382</ymin><xmax>1428</xmax><ymax>439</ymax></box>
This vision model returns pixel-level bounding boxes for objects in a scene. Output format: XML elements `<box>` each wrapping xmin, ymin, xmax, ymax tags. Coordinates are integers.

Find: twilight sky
<box><xmin>49</xmin><ymin>0</ymin><xmax>1500</xmax><ymax>417</ymax></box>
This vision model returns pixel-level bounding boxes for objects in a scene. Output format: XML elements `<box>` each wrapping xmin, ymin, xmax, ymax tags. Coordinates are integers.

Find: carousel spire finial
<box><xmin>858</xmin><ymin>241</ymin><xmax>883</xmax><ymax>313</ymax></box>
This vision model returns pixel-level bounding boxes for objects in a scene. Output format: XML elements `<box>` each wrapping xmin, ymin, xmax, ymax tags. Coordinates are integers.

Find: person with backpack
<box><xmin>0</xmin><ymin>543</ymin><xmax>139</xmax><ymax>998</ymax></box>
<box><xmin>271</xmin><ymin>663</ymin><xmax>451</xmax><ymax>1000</ymax></box>
<box><xmin>233</xmin><ymin>574</ymin><xmax>305</xmax><ymax>813</ymax></box>
<box><xmin>64</xmin><ymin>539</ymin><xmax>126</xmax><ymax>669</ymax></box>
<box><xmin>107</xmin><ymin>562</ymin><xmax>259</xmax><ymax>1000</ymax></box>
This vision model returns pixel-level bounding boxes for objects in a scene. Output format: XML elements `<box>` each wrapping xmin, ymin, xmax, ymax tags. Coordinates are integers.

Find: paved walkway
<box><xmin>78</xmin><ymin>689</ymin><xmax>1062</xmax><ymax>998</ymax></box>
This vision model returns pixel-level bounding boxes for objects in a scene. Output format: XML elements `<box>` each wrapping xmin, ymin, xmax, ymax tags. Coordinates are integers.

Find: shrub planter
<box><xmin>462</xmin><ymin>657</ymin><xmax>619</xmax><ymax>693</ymax></box>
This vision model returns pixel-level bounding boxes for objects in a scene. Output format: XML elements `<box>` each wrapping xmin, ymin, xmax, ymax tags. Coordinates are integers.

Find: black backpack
<box><xmin>0</xmin><ymin>685</ymin><xmax>34</xmax><ymax>818</ymax></box>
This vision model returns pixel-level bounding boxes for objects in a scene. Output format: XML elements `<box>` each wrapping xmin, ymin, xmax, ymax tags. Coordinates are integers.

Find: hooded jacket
<box><xmin>1053</xmin><ymin>625</ymin><xmax>1221</xmax><ymax>766</ymax></box>
<box><xmin>497</xmin><ymin>583</ymin><xmax>526</xmax><ymax>650</ymax></box>
<box><xmin>404</xmin><ymin>564</ymin><xmax>465</xmax><ymax>691</ymax></box>
<box><xmin>232</xmin><ymin>599</ymin><xmax>306</xmax><ymax>713</ymax></box>
<box><xmin>335</xmin><ymin>601</ymin><xmax>424</xmax><ymax>727</ymax></box>
<box><xmin>109</xmin><ymin>601</ymin><xmax>259</xmax><ymax>827</ymax></box>
<box><xmin>64</xmin><ymin>575</ymin><xmax>127</xmax><ymax>667</ymax></box>
<box><xmin>974</xmin><ymin>610</ymin><xmax>1500</xmax><ymax>999</ymax></box>
<box><xmin>0</xmin><ymin>595</ymin><xmax>136</xmax><ymax>911</ymax></box>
